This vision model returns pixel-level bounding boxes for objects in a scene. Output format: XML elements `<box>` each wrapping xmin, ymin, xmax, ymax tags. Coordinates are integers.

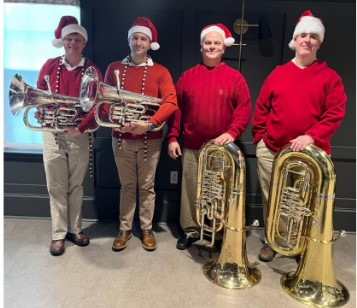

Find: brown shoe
<box><xmin>258</xmin><ymin>243</ymin><xmax>276</xmax><ymax>262</ymax></box>
<box><xmin>112</xmin><ymin>230</ymin><xmax>132</xmax><ymax>251</ymax></box>
<box><xmin>66</xmin><ymin>232</ymin><xmax>90</xmax><ymax>246</ymax></box>
<box><xmin>142</xmin><ymin>229</ymin><xmax>157</xmax><ymax>251</ymax></box>
<box><xmin>50</xmin><ymin>239</ymin><xmax>65</xmax><ymax>256</ymax></box>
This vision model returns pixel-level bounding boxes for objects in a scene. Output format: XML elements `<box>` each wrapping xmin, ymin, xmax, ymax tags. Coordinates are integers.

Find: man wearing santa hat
<box><xmin>77</xmin><ymin>16</ymin><xmax>177</xmax><ymax>251</ymax></box>
<box><xmin>167</xmin><ymin>23</ymin><xmax>251</xmax><ymax>250</ymax></box>
<box><xmin>252</xmin><ymin>10</ymin><xmax>346</xmax><ymax>262</ymax></box>
<box><xmin>36</xmin><ymin>16</ymin><xmax>103</xmax><ymax>256</ymax></box>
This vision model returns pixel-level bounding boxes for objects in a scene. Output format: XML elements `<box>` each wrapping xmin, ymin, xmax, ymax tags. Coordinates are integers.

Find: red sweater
<box><xmin>166</xmin><ymin>63</ymin><xmax>251</xmax><ymax>150</ymax></box>
<box><xmin>90</xmin><ymin>60</ymin><xmax>177</xmax><ymax>140</ymax></box>
<box><xmin>252</xmin><ymin>60</ymin><xmax>346</xmax><ymax>155</ymax></box>
<box><xmin>37</xmin><ymin>56</ymin><xmax>103</xmax><ymax>131</ymax></box>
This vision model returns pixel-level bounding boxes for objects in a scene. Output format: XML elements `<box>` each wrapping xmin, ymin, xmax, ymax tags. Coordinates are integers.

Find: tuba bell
<box><xmin>9</xmin><ymin>74</ymin><xmax>97</xmax><ymax>133</ymax></box>
<box><xmin>195</xmin><ymin>141</ymin><xmax>261</xmax><ymax>289</ymax></box>
<box><xmin>80</xmin><ymin>66</ymin><xmax>164</xmax><ymax>131</ymax></box>
<box><xmin>265</xmin><ymin>144</ymin><xmax>349</xmax><ymax>307</ymax></box>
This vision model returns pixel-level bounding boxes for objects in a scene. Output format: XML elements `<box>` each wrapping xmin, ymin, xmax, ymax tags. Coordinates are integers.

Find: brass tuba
<box><xmin>9</xmin><ymin>74</ymin><xmax>97</xmax><ymax>133</ymax></box>
<box><xmin>265</xmin><ymin>144</ymin><xmax>349</xmax><ymax>307</ymax></box>
<box><xmin>80</xmin><ymin>66</ymin><xmax>164</xmax><ymax>131</ymax></box>
<box><xmin>195</xmin><ymin>141</ymin><xmax>261</xmax><ymax>289</ymax></box>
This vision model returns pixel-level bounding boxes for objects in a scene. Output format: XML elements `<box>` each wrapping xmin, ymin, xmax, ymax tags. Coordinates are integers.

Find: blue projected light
<box><xmin>4</xmin><ymin>3</ymin><xmax>80</xmax><ymax>150</ymax></box>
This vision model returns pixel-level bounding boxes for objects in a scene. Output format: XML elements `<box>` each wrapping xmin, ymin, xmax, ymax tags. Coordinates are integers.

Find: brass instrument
<box><xmin>196</xmin><ymin>141</ymin><xmax>261</xmax><ymax>289</ymax></box>
<box><xmin>9</xmin><ymin>74</ymin><xmax>97</xmax><ymax>133</ymax></box>
<box><xmin>80</xmin><ymin>66</ymin><xmax>164</xmax><ymax>131</ymax></box>
<box><xmin>266</xmin><ymin>144</ymin><xmax>349</xmax><ymax>307</ymax></box>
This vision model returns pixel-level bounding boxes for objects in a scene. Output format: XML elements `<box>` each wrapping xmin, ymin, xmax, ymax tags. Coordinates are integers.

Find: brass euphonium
<box><xmin>9</xmin><ymin>74</ymin><xmax>97</xmax><ymax>133</ymax></box>
<box><xmin>80</xmin><ymin>66</ymin><xmax>164</xmax><ymax>131</ymax></box>
<box><xmin>266</xmin><ymin>144</ymin><xmax>349</xmax><ymax>307</ymax></box>
<box><xmin>196</xmin><ymin>141</ymin><xmax>261</xmax><ymax>289</ymax></box>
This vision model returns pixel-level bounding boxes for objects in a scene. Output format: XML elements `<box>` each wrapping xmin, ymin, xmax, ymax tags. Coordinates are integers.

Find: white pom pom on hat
<box><xmin>128</xmin><ymin>17</ymin><xmax>160</xmax><ymax>50</ymax></box>
<box><xmin>52</xmin><ymin>16</ymin><xmax>88</xmax><ymax>48</ymax></box>
<box><xmin>200</xmin><ymin>23</ymin><xmax>235</xmax><ymax>47</ymax></box>
<box><xmin>288</xmin><ymin>10</ymin><xmax>325</xmax><ymax>50</ymax></box>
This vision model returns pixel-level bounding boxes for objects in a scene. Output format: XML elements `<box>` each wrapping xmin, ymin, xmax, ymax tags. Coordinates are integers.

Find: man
<box><xmin>108</xmin><ymin>17</ymin><xmax>177</xmax><ymax>252</ymax></box>
<box><xmin>37</xmin><ymin>16</ymin><xmax>102</xmax><ymax>256</ymax></box>
<box><xmin>72</xmin><ymin>17</ymin><xmax>177</xmax><ymax>251</ymax></box>
<box><xmin>252</xmin><ymin>10</ymin><xmax>346</xmax><ymax>262</ymax></box>
<box><xmin>167</xmin><ymin>23</ymin><xmax>251</xmax><ymax>250</ymax></box>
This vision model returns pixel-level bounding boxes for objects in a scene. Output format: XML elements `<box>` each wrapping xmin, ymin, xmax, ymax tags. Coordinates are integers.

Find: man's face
<box><xmin>201</xmin><ymin>32</ymin><xmax>225</xmax><ymax>63</ymax></box>
<box><xmin>293</xmin><ymin>32</ymin><xmax>321</xmax><ymax>57</ymax></box>
<box><xmin>128</xmin><ymin>32</ymin><xmax>151</xmax><ymax>56</ymax></box>
<box><xmin>63</xmin><ymin>33</ymin><xmax>86</xmax><ymax>56</ymax></box>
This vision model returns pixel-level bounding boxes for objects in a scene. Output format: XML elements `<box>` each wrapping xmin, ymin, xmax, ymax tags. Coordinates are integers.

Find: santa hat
<box><xmin>200</xmin><ymin>23</ymin><xmax>235</xmax><ymax>47</ymax></box>
<box><xmin>127</xmin><ymin>17</ymin><xmax>160</xmax><ymax>50</ymax></box>
<box><xmin>52</xmin><ymin>16</ymin><xmax>88</xmax><ymax>48</ymax></box>
<box><xmin>288</xmin><ymin>10</ymin><xmax>325</xmax><ymax>50</ymax></box>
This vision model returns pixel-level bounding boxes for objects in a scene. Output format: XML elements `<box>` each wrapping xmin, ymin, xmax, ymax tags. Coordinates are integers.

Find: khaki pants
<box><xmin>179</xmin><ymin>149</ymin><xmax>200</xmax><ymax>235</ymax></box>
<box><xmin>256</xmin><ymin>139</ymin><xmax>276</xmax><ymax>224</ymax></box>
<box><xmin>112</xmin><ymin>138</ymin><xmax>162</xmax><ymax>231</ymax></box>
<box><xmin>43</xmin><ymin>131</ymin><xmax>89</xmax><ymax>240</ymax></box>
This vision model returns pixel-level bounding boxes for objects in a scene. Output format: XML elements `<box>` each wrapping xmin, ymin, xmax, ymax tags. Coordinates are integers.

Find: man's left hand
<box><xmin>214</xmin><ymin>133</ymin><xmax>234</xmax><ymax>146</ymax></box>
<box><xmin>290</xmin><ymin>135</ymin><xmax>314</xmax><ymax>152</ymax></box>
<box><xmin>115</xmin><ymin>122</ymin><xmax>149</xmax><ymax>136</ymax></box>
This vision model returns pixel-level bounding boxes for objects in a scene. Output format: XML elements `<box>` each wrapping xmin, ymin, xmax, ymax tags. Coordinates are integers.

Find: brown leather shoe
<box><xmin>50</xmin><ymin>239</ymin><xmax>65</xmax><ymax>256</ymax></box>
<box><xmin>142</xmin><ymin>229</ymin><xmax>157</xmax><ymax>251</ymax></box>
<box><xmin>112</xmin><ymin>230</ymin><xmax>132</xmax><ymax>251</ymax></box>
<box><xmin>258</xmin><ymin>243</ymin><xmax>276</xmax><ymax>262</ymax></box>
<box><xmin>66</xmin><ymin>232</ymin><xmax>90</xmax><ymax>246</ymax></box>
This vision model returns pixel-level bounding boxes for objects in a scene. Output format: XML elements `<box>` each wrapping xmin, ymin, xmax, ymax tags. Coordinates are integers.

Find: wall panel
<box><xmin>4</xmin><ymin>0</ymin><xmax>355</xmax><ymax>232</ymax></box>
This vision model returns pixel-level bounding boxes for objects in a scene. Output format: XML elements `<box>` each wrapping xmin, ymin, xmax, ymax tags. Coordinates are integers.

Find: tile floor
<box><xmin>4</xmin><ymin>218</ymin><xmax>356</xmax><ymax>308</ymax></box>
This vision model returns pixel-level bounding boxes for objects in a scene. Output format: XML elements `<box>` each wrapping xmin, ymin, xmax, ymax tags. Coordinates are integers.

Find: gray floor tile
<box><xmin>4</xmin><ymin>218</ymin><xmax>356</xmax><ymax>308</ymax></box>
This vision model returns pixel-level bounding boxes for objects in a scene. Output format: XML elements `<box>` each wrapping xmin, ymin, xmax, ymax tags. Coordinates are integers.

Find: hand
<box><xmin>65</xmin><ymin>127</ymin><xmax>81</xmax><ymax>138</ymax></box>
<box><xmin>168</xmin><ymin>141</ymin><xmax>182</xmax><ymax>159</ymax></box>
<box><xmin>290</xmin><ymin>135</ymin><xmax>314</xmax><ymax>152</ymax></box>
<box><xmin>114</xmin><ymin>122</ymin><xmax>133</xmax><ymax>133</ymax></box>
<box><xmin>114</xmin><ymin>122</ymin><xmax>148</xmax><ymax>135</ymax></box>
<box><xmin>214</xmin><ymin>133</ymin><xmax>234</xmax><ymax>146</ymax></box>
<box><xmin>128</xmin><ymin>122</ymin><xmax>150</xmax><ymax>135</ymax></box>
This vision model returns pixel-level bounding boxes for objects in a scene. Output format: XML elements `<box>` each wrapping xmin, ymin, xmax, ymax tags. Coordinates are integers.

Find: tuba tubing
<box><xmin>9</xmin><ymin>74</ymin><xmax>98</xmax><ymax>133</ymax></box>
<box><xmin>10</xmin><ymin>74</ymin><xmax>80</xmax><ymax>115</ymax></box>
<box><xmin>196</xmin><ymin>141</ymin><xmax>261</xmax><ymax>289</ymax></box>
<box><xmin>265</xmin><ymin>144</ymin><xmax>349</xmax><ymax>307</ymax></box>
<box><xmin>80</xmin><ymin>66</ymin><xmax>164</xmax><ymax>131</ymax></box>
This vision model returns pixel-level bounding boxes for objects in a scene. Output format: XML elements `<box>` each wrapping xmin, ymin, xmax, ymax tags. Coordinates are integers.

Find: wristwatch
<box><xmin>147</xmin><ymin>122</ymin><xmax>156</xmax><ymax>132</ymax></box>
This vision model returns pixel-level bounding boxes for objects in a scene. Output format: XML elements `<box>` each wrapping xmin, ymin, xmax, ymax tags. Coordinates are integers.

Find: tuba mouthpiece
<box><xmin>44</xmin><ymin>75</ymin><xmax>52</xmax><ymax>93</ymax></box>
<box><xmin>114</xmin><ymin>70</ymin><xmax>120</xmax><ymax>88</ymax></box>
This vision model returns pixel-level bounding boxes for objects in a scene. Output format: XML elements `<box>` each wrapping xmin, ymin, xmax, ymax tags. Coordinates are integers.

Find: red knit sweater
<box><xmin>37</xmin><ymin>57</ymin><xmax>102</xmax><ymax>98</ymax></box>
<box><xmin>166</xmin><ymin>63</ymin><xmax>251</xmax><ymax>150</ymax></box>
<box><xmin>91</xmin><ymin>60</ymin><xmax>177</xmax><ymax>140</ymax></box>
<box><xmin>252</xmin><ymin>60</ymin><xmax>346</xmax><ymax>155</ymax></box>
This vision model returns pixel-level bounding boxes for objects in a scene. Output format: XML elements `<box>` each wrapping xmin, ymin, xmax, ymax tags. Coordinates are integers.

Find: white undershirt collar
<box><xmin>61</xmin><ymin>56</ymin><xmax>85</xmax><ymax>71</ymax></box>
<box><xmin>121</xmin><ymin>55</ymin><xmax>154</xmax><ymax>66</ymax></box>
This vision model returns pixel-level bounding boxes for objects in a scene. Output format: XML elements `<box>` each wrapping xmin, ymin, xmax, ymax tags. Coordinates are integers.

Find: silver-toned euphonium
<box><xmin>80</xmin><ymin>66</ymin><xmax>163</xmax><ymax>131</ymax></box>
<box><xmin>9</xmin><ymin>74</ymin><xmax>97</xmax><ymax>133</ymax></box>
<box><xmin>195</xmin><ymin>141</ymin><xmax>261</xmax><ymax>289</ymax></box>
<box><xmin>266</xmin><ymin>144</ymin><xmax>349</xmax><ymax>307</ymax></box>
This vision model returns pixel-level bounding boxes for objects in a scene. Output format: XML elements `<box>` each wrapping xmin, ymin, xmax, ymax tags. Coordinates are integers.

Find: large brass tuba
<box><xmin>80</xmin><ymin>66</ymin><xmax>164</xmax><ymax>131</ymax></box>
<box><xmin>195</xmin><ymin>141</ymin><xmax>261</xmax><ymax>289</ymax></box>
<box><xmin>9</xmin><ymin>74</ymin><xmax>97</xmax><ymax>133</ymax></box>
<box><xmin>266</xmin><ymin>144</ymin><xmax>349</xmax><ymax>307</ymax></box>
